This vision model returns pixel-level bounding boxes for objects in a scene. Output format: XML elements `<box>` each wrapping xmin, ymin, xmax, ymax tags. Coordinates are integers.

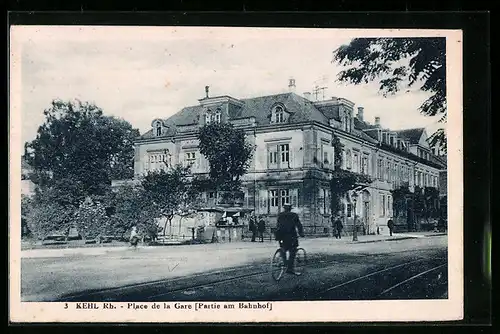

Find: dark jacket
<box><xmin>387</xmin><ymin>219</ymin><xmax>394</xmax><ymax>229</ymax></box>
<box><xmin>275</xmin><ymin>211</ymin><xmax>304</xmax><ymax>241</ymax></box>
<box><xmin>257</xmin><ymin>219</ymin><xmax>266</xmax><ymax>232</ymax></box>
<box><xmin>249</xmin><ymin>218</ymin><xmax>257</xmax><ymax>232</ymax></box>
<box><xmin>334</xmin><ymin>219</ymin><xmax>343</xmax><ymax>230</ymax></box>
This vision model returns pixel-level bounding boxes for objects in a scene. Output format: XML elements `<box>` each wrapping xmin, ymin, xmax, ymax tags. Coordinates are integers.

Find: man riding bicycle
<box><xmin>275</xmin><ymin>204</ymin><xmax>305</xmax><ymax>276</ymax></box>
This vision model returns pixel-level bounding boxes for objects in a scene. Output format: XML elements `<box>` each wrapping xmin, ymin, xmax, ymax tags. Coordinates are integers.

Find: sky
<box><xmin>13</xmin><ymin>26</ymin><xmax>445</xmax><ymax>146</ymax></box>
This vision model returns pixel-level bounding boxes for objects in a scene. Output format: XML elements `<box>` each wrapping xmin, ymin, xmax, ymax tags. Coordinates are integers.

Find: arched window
<box><xmin>213</xmin><ymin>109</ymin><xmax>221</xmax><ymax>123</ymax></box>
<box><xmin>155</xmin><ymin>121</ymin><xmax>162</xmax><ymax>136</ymax></box>
<box><xmin>274</xmin><ymin>106</ymin><xmax>285</xmax><ymax>123</ymax></box>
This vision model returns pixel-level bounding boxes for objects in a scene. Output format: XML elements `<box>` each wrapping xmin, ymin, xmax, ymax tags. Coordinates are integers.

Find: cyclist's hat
<box><xmin>283</xmin><ymin>204</ymin><xmax>292</xmax><ymax>209</ymax></box>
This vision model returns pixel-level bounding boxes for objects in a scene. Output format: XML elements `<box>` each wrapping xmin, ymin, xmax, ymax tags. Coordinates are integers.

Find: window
<box><xmin>380</xmin><ymin>194</ymin><xmax>386</xmax><ymax>217</ymax></box>
<box><xmin>209</xmin><ymin>192</ymin><xmax>215</xmax><ymax>199</ymax></box>
<box><xmin>378</xmin><ymin>159</ymin><xmax>383</xmax><ymax>180</ymax></box>
<box><xmin>318</xmin><ymin>189</ymin><xmax>326</xmax><ymax>214</ymax></box>
<box><xmin>274</xmin><ymin>106</ymin><xmax>285</xmax><ymax>123</ymax></box>
<box><xmin>353</xmin><ymin>152</ymin><xmax>359</xmax><ymax>173</ymax></box>
<box><xmin>269</xmin><ymin>190</ymin><xmax>279</xmax><ymax>208</ymax></box>
<box><xmin>267</xmin><ymin>143</ymin><xmax>290</xmax><ymax>169</ymax></box>
<box><xmin>213</xmin><ymin>111</ymin><xmax>221</xmax><ymax>123</ymax></box>
<box><xmin>362</xmin><ymin>155</ymin><xmax>369</xmax><ymax>175</ymax></box>
<box><xmin>280</xmin><ymin>144</ymin><xmax>289</xmax><ymax>164</ymax></box>
<box><xmin>280</xmin><ymin>189</ymin><xmax>290</xmax><ymax>207</ymax></box>
<box><xmin>387</xmin><ymin>195</ymin><xmax>392</xmax><ymax>216</ymax></box>
<box><xmin>205</xmin><ymin>113</ymin><xmax>211</xmax><ymax>124</ymax></box>
<box><xmin>185</xmin><ymin>152</ymin><xmax>196</xmax><ymax>167</ymax></box>
<box><xmin>347</xmin><ymin>203</ymin><xmax>353</xmax><ymax>217</ymax></box>
<box><xmin>147</xmin><ymin>151</ymin><xmax>170</xmax><ymax>172</ymax></box>
<box><xmin>155</xmin><ymin>122</ymin><xmax>162</xmax><ymax>136</ymax></box>
<box><xmin>346</xmin><ymin>150</ymin><xmax>352</xmax><ymax>169</ymax></box>
<box><xmin>342</xmin><ymin>116</ymin><xmax>348</xmax><ymax>131</ymax></box>
<box><xmin>385</xmin><ymin>160</ymin><xmax>390</xmax><ymax>181</ymax></box>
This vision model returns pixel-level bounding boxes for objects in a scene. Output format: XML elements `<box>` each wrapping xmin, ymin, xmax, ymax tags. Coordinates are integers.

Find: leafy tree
<box><xmin>24</xmin><ymin>196</ymin><xmax>73</xmax><ymax>240</ymax></box>
<box><xmin>332</xmin><ymin>38</ymin><xmax>447</xmax><ymax>151</ymax></box>
<box><xmin>141</xmin><ymin>165</ymin><xmax>200</xmax><ymax>238</ymax></box>
<box><xmin>198</xmin><ymin>123</ymin><xmax>254</xmax><ymax>191</ymax></box>
<box><xmin>73</xmin><ymin>197</ymin><xmax>110</xmax><ymax>240</ymax></box>
<box><xmin>108</xmin><ymin>183</ymin><xmax>161</xmax><ymax>241</ymax></box>
<box><xmin>24</xmin><ymin>99</ymin><xmax>140</xmax><ymax>206</ymax></box>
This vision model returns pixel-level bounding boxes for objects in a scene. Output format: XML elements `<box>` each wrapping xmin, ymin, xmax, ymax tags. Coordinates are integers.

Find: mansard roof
<box><xmin>138</xmin><ymin>92</ymin><xmax>329</xmax><ymax>139</ymax></box>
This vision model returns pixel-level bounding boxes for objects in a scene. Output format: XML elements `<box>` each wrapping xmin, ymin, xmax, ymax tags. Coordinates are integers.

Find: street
<box><xmin>21</xmin><ymin>235</ymin><xmax>448</xmax><ymax>302</ymax></box>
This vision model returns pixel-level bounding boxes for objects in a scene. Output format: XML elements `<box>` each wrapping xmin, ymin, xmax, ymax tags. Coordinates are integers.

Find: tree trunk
<box><xmin>179</xmin><ymin>216</ymin><xmax>183</xmax><ymax>237</ymax></box>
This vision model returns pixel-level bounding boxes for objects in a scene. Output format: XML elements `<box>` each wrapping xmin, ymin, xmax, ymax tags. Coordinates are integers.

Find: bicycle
<box><xmin>270</xmin><ymin>245</ymin><xmax>307</xmax><ymax>282</ymax></box>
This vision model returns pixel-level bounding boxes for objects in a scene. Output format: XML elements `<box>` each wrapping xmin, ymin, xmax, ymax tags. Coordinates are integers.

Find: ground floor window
<box><xmin>266</xmin><ymin>188</ymin><xmax>298</xmax><ymax>214</ymax></box>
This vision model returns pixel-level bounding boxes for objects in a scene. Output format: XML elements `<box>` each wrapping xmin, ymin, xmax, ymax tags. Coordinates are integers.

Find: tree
<box><xmin>198</xmin><ymin>123</ymin><xmax>254</xmax><ymax>191</ymax></box>
<box><xmin>24</xmin><ymin>99</ymin><xmax>140</xmax><ymax>207</ymax></box>
<box><xmin>73</xmin><ymin>197</ymin><xmax>110</xmax><ymax>241</ymax></box>
<box><xmin>332</xmin><ymin>38</ymin><xmax>447</xmax><ymax>152</ymax></box>
<box><xmin>24</xmin><ymin>195</ymin><xmax>74</xmax><ymax>240</ymax></box>
<box><xmin>109</xmin><ymin>183</ymin><xmax>162</xmax><ymax>242</ymax></box>
<box><xmin>141</xmin><ymin>165</ymin><xmax>200</xmax><ymax>238</ymax></box>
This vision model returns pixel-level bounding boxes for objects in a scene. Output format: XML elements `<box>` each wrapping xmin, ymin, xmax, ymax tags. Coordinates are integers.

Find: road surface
<box><xmin>21</xmin><ymin>235</ymin><xmax>448</xmax><ymax>302</ymax></box>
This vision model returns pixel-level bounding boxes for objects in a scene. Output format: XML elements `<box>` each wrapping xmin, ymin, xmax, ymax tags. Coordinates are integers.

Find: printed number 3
<box><xmin>64</xmin><ymin>303</ymin><xmax>68</xmax><ymax>309</ymax></box>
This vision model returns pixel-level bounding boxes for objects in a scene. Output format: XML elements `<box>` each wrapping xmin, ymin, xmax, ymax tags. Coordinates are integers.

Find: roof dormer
<box><xmin>269</xmin><ymin>103</ymin><xmax>290</xmax><ymax>124</ymax></box>
<box><xmin>151</xmin><ymin>119</ymin><xmax>167</xmax><ymax>137</ymax></box>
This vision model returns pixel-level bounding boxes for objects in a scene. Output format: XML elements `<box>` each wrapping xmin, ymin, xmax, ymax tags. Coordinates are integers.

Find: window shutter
<box><xmin>259</xmin><ymin>189</ymin><xmax>268</xmax><ymax>213</ymax></box>
<box><xmin>331</xmin><ymin>146</ymin><xmax>335</xmax><ymax>170</ymax></box>
<box><xmin>291</xmin><ymin>188</ymin><xmax>299</xmax><ymax>207</ymax></box>
<box><xmin>288</xmin><ymin>144</ymin><xmax>294</xmax><ymax>169</ymax></box>
<box><xmin>324</xmin><ymin>189</ymin><xmax>330</xmax><ymax>214</ymax></box>
<box><xmin>318</xmin><ymin>188</ymin><xmax>325</xmax><ymax>214</ymax></box>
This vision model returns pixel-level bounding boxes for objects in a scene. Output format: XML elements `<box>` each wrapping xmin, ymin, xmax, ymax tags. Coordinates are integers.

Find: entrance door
<box><xmin>363</xmin><ymin>201</ymin><xmax>370</xmax><ymax>234</ymax></box>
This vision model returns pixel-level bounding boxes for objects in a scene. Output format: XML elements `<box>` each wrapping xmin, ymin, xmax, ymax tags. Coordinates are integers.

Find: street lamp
<box><xmin>352</xmin><ymin>191</ymin><xmax>359</xmax><ymax>241</ymax></box>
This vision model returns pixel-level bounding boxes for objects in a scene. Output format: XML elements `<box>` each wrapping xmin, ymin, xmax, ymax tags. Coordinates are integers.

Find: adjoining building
<box><xmin>117</xmin><ymin>82</ymin><xmax>446</xmax><ymax>236</ymax></box>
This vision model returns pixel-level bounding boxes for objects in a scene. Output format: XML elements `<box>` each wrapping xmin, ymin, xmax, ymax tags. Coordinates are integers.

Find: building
<box><xmin>123</xmin><ymin>84</ymin><xmax>446</xmax><ymax>236</ymax></box>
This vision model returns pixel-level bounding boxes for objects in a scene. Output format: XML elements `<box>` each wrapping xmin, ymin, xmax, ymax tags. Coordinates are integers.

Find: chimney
<box><xmin>205</xmin><ymin>86</ymin><xmax>210</xmax><ymax>98</ymax></box>
<box><xmin>357</xmin><ymin>107</ymin><xmax>364</xmax><ymax>122</ymax></box>
<box><xmin>288</xmin><ymin>78</ymin><xmax>296</xmax><ymax>93</ymax></box>
<box><xmin>374</xmin><ymin>116</ymin><xmax>381</xmax><ymax>127</ymax></box>
<box><xmin>303</xmin><ymin>92</ymin><xmax>312</xmax><ymax>100</ymax></box>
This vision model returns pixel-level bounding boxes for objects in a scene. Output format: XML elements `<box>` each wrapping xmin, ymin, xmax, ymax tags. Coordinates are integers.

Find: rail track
<box><xmin>59</xmin><ymin>251</ymin><xmax>447</xmax><ymax>302</ymax></box>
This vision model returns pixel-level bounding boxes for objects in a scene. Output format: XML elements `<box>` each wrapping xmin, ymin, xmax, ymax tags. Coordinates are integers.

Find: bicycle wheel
<box><xmin>270</xmin><ymin>249</ymin><xmax>286</xmax><ymax>282</ymax></box>
<box><xmin>294</xmin><ymin>248</ymin><xmax>307</xmax><ymax>275</ymax></box>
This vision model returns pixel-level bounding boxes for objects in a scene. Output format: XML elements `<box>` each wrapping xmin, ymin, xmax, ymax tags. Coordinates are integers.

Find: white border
<box><xmin>9</xmin><ymin>26</ymin><xmax>463</xmax><ymax>323</ymax></box>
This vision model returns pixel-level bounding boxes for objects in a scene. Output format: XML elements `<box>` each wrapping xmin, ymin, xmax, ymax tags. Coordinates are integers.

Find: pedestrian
<box><xmin>334</xmin><ymin>216</ymin><xmax>344</xmax><ymax>239</ymax></box>
<box><xmin>129</xmin><ymin>226</ymin><xmax>140</xmax><ymax>249</ymax></box>
<box><xmin>249</xmin><ymin>214</ymin><xmax>257</xmax><ymax>242</ymax></box>
<box><xmin>387</xmin><ymin>218</ymin><xmax>394</xmax><ymax>237</ymax></box>
<box><xmin>258</xmin><ymin>216</ymin><xmax>266</xmax><ymax>242</ymax></box>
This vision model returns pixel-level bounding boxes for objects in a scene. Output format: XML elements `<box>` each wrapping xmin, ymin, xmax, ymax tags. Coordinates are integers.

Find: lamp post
<box><xmin>352</xmin><ymin>191</ymin><xmax>359</xmax><ymax>242</ymax></box>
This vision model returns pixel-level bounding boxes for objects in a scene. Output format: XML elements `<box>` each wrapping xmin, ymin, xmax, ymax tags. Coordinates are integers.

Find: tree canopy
<box><xmin>198</xmin><ymin>123</ymin><xmax>254</xmax><ymax>191</ymax></box>
<box><xmin>24</xmin><ymin>99</ymin><xmax>140</xmax><ymax>206</ymax></box>
<box><xmin>332</xmin><ymin>38</ymin><xmax>447</xmax><ymax>151</ymax></box>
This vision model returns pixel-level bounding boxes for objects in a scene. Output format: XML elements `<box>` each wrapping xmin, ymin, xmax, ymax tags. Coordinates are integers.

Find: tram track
<box><xmin>58</xmin><ymin>249</ymin><xmax>448</xmax><ymax>302</ymax></box>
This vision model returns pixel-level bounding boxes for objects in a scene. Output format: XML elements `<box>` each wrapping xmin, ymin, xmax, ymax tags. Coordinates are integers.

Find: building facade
<box><xmin>126</xmin><ymin>89</ymin><xmax>446</xmax><ymax>236</ymax></box>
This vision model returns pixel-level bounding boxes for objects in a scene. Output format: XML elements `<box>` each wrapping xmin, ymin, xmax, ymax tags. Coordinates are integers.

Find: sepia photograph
<box><xmin>9</xmin><ymin>26</ymin><xmax>463</xmax><ymax>323</ymax></box>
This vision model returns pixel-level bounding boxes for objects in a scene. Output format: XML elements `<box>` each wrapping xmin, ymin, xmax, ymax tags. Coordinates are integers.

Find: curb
<box><xmin>347</xmin><ymin>236</ymin><xmax>417</xmax><ymax>244</ymax></box>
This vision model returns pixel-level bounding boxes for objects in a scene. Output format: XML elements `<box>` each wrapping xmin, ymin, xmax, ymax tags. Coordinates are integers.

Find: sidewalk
<box><xmin>20</xmin><ymin>231</ymin><xmax>446</xmax><ymax>259</ymax></box>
